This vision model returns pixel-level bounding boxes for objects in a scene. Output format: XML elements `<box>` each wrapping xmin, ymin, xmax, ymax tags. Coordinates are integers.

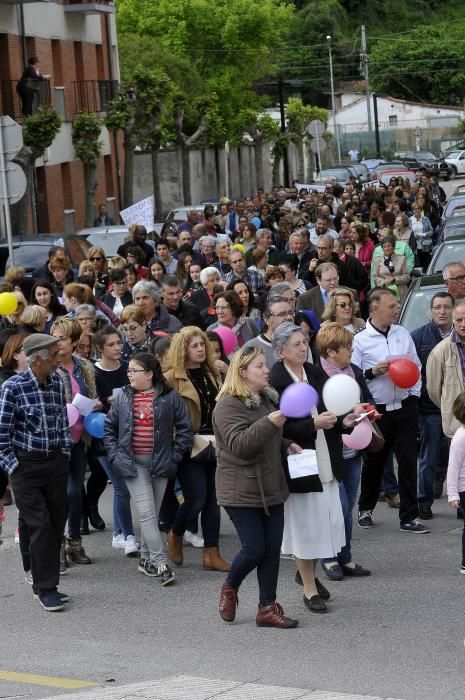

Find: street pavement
<box><xmin>0</xmin><ymin>483</ymin><xmax>464</xmax><ymax>700</ymax></box>
<box><xmin>1</xmin><ymin>176</ymin><xmax>464</xmax><ymax>700</ymax></box>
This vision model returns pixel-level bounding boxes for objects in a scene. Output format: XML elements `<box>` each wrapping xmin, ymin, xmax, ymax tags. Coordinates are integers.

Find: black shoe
<box><xmin>321</xmin><ymin>561</ymin><xmax>343</xmax><ymax>581</ymax></box>
<box><xmin>340</xmin><ymin>563</ymin><xmax>371</xmax><ymax>577</ymax></box>
<box><xmin>88</xmin><ymin>502</ymin><xmax>105</xmax><ymax>531</ymax></box>
<box><xmin>315</xmin><ymin>577</ymin><xmax>330</xmax><ymax>600</ymax></box>
<box><xmin>157</xmin><ymin>563</ymin><xmax>175</xmax><ymax>586</ymax></box>
<box><xmin>418</xmin><ymin>504</ymin><xmax>433</xmax><ymax>520</ymax></box>
<box><xmin>65</xmin><ymin>537</ymin><xmax>92</xmax><ymax>564</ymax></box>
<box><xmin>80</xmin><ymin>516</ymin><xmax>90</xmax><ymax>536</ymax></box>
<box><xmin>303</xmin><ymin>594</ymin><xmax>327</xmax><ymax>613</ymax></box>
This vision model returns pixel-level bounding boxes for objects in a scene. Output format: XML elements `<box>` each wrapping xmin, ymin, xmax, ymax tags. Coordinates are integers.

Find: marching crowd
<box><xmin>1</xmin><ymin>172</ymin><xmax>465</xmax><ymax>628</ymax></box>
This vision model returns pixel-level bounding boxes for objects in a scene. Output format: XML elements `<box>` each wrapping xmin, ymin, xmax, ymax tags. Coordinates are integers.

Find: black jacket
<box><xmin>304</xmin><ymin>252</ymin><xmax>368</xmax><ymax>292</ymax></box>
<box><xmin>169</xmin><ymin>299</ymin><xmax>203</xmax><ymax>329</ymax></box>
<box><xmin>411</xmin><ymin>320</ymin><xmax>444</xmax><ymax>415</ymax></box>
<box><xmin>100</xmin><ymin>290</ymin><xmax>133</xmax><ymax>310</ymax></box>
<box><xmin>104</xmin><ymin>384</ymin><xmax>193</xmax><ymax>479</ymax></box>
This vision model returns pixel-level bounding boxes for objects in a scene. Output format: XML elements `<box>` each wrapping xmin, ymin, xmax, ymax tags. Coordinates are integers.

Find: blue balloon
<box><xmin>83</xmin><ymin>411</ymin><xmax>105</xmax><ymax>439</ymax></box>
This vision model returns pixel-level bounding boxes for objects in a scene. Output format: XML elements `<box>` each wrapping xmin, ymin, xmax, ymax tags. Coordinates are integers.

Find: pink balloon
<box><xmin>214</xmin><ymin>326</ymin><xmax>237</xmax><ymax>355</ymax></box>
<box><xmin>66</xmin><ymin>404</ymin><xmax>80</xmax><ymax>427</ymax></box>
<box><xmin>342</xmin><ymin>419</ymin><xmax>372</xmax><ymax>451</ymax></box>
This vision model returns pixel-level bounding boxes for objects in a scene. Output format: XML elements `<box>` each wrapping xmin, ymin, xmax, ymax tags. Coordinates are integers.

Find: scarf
<box><xmin>383</xmin><ymin>255</ymin><xmax>395</xmax><ymax>274</ymax></box>
<box><xmin>320</xmin><ymin>356</ymin><xmax>355</xmax><ymax>379</ymax></box>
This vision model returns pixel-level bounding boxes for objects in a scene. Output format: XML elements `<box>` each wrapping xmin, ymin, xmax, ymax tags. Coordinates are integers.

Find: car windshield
<box><xmin>318</xmin><ymin>168</ymin><xmax>351</xmax><ymax>180</ymax></box>
<box><xmin>416</xmin><ymin>152</ymin><xmax>436</xmax><ymax>160</ymax></box>
<box><xmin>400</xmin><ymin>288</ymin><xmax>444</xmax><ymax>332</ymax></box>
<box><xmin>443</xmin><ymin>197</ymin><xmax>465</xmax><ymax>218</ymax></box>
<box><xmin>430</xmin><ymin>242</ymin><xmax>465</xmax><ymax>273</ymax></box>
<box><xmin>447</xmin><ymin>151</ymin><xmax>461</xmax><ymax>159</ymax></box>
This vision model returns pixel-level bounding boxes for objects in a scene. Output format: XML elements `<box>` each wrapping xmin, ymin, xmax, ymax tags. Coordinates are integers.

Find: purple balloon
<box><xmin>280</xmin><ymin>382</ymin><xmax>318</xmax><ymax>418</ymax></box>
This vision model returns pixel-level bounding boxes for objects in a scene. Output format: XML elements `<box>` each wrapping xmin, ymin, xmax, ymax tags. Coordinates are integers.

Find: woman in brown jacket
<box><xmin>164</xmin><ymin>326</ymin><xmax>229</xmax><ymax>572</ymax></box>
<box><xmin>213</xmin><ymin>346</ymin><xmax>301</xmax><ymax>629</ymax></box>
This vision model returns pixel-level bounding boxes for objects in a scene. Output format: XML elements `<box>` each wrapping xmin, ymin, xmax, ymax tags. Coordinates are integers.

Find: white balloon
<box><xmin>322</xmin><ymin>374</ymin><xmax>360</xmax><ymax>416</ymax></box>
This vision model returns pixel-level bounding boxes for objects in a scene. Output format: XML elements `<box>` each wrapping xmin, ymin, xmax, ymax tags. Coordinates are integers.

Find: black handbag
<box><xmin>281</xmin><ymin>445</ymin><xmax>323</xmax><ymax>493</ymax></box>
<box><xmin>190</xmin><ymin>434</ymin><xmax>216</xmax><ymax>464</ymax></box>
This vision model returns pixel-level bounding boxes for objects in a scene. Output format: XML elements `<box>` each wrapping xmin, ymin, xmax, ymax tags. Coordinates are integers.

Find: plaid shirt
<box><xmin>222</xmin><ymin>269</ymin><xmax>266</xmax><ymax>295</ymax></box>
<box><xmin>0</xmin><ymin>369</ymin><xmax>71</xmax><ymax>476</ymax></box>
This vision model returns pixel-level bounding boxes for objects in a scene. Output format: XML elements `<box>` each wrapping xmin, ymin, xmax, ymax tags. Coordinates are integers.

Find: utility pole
<box><xmin>360</xmin><ymin>25</ymin><xmax>372</xmax><ymax>136</ymax></box>
<box><xmin>326</xmin><ymin>36</ymin><xmax>341</xmax><ymax>165</ymax></box>
<box><xmin>278</xmin><ymin>78</ymin><xmax>290</xmax><ymax>187</ymax></box>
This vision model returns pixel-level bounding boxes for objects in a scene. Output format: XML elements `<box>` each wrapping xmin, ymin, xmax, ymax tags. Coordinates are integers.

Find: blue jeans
<box><xmin>67</xmin><ymin>442</ymin><xmax>87</xmax><ymax>539</ymax></box>
<box><xmin>98</xmin><ymin>455</ymin><xmax>134</xmax><ymax>538</ymax></box>
<box><xmin>225</xmin><ymin>504</ymin><xmax>284</xmax><ymax>606</ymax></box>
<box><xmin>418</xmin><ymin>413</ymin><xmax>448</xmax><ymax>506</ymax></box>
<box><xmin>381</xmin><ymin>450</ymin><xmax>398</xmax><ymax>495</ymax></box>
<box><xmin>172</xmin><ymin>459</ymin><xmax>220</xmax><ymax>548</ymax></box>
<box><xmin>321</xmin><ymin>455</ymin><xmax>361</xmax><ymax>566</ymax></box>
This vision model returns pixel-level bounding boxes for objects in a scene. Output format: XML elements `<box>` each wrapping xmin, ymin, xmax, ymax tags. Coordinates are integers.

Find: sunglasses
<box><xmin>90</xmin><ymin>256</ymin><xmax>103</xmax><ymax>262</ymax></box>
<box><xmin>335</xmin><ymin>302</ymin><xmax>352</xmax><ymax>309</ymax></box>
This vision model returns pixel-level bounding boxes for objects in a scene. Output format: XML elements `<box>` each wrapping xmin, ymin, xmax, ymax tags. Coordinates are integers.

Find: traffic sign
<box><xmin>310</xmin><ymin>136</ymin><xmax>326</xmax><ymax>154</ymax></box>
<box><xmin>307</xmin><ymin>119</ymin><xmax>325</xmax><ymax>138</ymax></box>
<box><xmin>0</xmin><ymin>116</ymin><xmax>23</xmax><ymax>162</ymax></box>
<box><xmin>0</xmin><ymin>162</ymin><xmax>27</xmax><ymax>204</ymax></box>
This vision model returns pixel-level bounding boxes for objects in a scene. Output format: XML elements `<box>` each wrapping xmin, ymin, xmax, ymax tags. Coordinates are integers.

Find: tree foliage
<box><xmin>370</xmin><ymin>25</ymin><xmax>465</xmax><ymax>105</ymax></box>
<box><xmin>72</xmin><ymin>112</ymin><xmax>102</xmax><ymax>166</ymax></box>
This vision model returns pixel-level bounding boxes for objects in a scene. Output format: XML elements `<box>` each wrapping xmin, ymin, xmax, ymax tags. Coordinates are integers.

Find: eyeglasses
<box><xmin>122</xmin><ymin>324</ymin><xmax>143</xmax><ymax>333</ymax></box>
<box><xmin>269</xmin><ymin>310</ymin><xmax>293</xmax><ymax>318</ymax></box>
<box><xmin>90</xmin><ymin>256</ymin><xmax>103</xmax><ymax>262</ymax></box>
<box><xmin>448</xmin><ymin>275</ymin><xmax>465</xmax><ymax>282</ymax></box>
<box><xmin>214</xmin><ymin>305</ymin><xmax>230</xmax><ymax>311</ymax></box>
<box><xmin>127</xmin><ymin>368</ymin><xmax>147</xmax><ymax>375</ymax></box>
<box><xmin>335</xmin><ymin>302</ymin><xmax>353</xmax><ymax>309</ymax></box>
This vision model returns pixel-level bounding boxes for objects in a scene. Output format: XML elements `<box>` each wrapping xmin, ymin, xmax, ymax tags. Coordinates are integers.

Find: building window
<box><xmin>388</xmin><ymin>115</ymin><xmax>398</xmax><ymax>127</ymax></box>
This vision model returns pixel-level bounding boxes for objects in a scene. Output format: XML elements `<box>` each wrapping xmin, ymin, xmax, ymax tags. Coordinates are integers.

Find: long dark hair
<box><xmin>30</xmin><ymin>279</ymin><xmax>65</xmax><ymax>315</ymax></box>
<box><xmin>132</xmin><ymin>352</ymin><xmax>168</xmax><ymax>393</ymax></box>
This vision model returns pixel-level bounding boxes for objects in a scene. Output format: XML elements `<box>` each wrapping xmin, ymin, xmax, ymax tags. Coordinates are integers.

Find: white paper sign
<box><xmin>287</xmin><ymin>450</ymin><xmax>319</xmax><ymax>479</ymax></box>
<box><xmin>72</xmin><ymin>393</ymin><xmax>97</xmax><ymax>417</ymax></box>
<box><xmin>120</xmin><ymin>195</ymin><xmax>155</xmax><ymax>231</ymax></box>
<box><xmin>294</xmin><ymin>182</ymin><xmax>327</xmax><ymax>194</ymax></box>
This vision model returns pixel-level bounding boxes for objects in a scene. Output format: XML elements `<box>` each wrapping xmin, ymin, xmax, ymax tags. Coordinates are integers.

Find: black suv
<box><xmin>394</xmin><ymin>151</ymin><xmax>453</xmax><ymax>180</ymax></box>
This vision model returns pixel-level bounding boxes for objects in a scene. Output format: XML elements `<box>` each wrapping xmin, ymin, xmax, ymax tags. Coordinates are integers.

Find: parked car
<box><xmin>0</xmin><ymin>234</ymin><xmax>90</xmax><ymax>277</ymax></box>
<box><xmin>442</xmin><ymin>195</ymin><xmax>465</xmax><ymax>220</ymax></box>
<box><xmin>444</xmin><ymin>150</ymin><xmax>465</xmax><ymax>178</ymax></box>
<box><xmin>313</xmin><ymin>166</ymin><xmax>354</xmax><ymax>186</ymax></box>
<box><xmin>361</xmin><ymin>158</ymin><xmax>385</xmax><ymax>173</ymax></box>
<box><xmin>436</xmin><ymin>217</ymin><xmax>465</xmax><ymax>245</ymax></box>
<box><xmin>165</xmin><ymin>204</ymin><xmax>215</xmax><ymax>222</ymax></box>
<box><xmin>398</xmin><ymin>273</ymin><xmax>446</xmax><ymax>332</ymax></box>
<box><xmin>76</xmin><ymin>226</ymin><xmax>156</xmax><ymax>258</ymax></box>
<box><xmin>394</xmin><ymin>151</ymin><xmax>453</xmax><ymax>179</ymax></box>
<box><xmin>453</xmin><ymin>184</ymin><xmax>465</xmax><ymax>196</ymax></box>
<box><xmin>427</xmin><ymin>239</ymin><xmax>465</xmax><ymax>274</ymax></box>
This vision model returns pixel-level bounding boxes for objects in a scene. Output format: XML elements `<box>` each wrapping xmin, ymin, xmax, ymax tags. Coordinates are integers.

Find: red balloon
<box><xmin>388</xmin><ymin>359</ymin><xmax>420</xmax><ymax>389</ymax></box>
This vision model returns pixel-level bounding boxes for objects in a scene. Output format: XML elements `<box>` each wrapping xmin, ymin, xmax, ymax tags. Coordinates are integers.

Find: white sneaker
<box><xmin>124</xmin><ymin>535</ymin><xmax>140</xmax><ymax>557</ymax></box>
<box><xmin>112</xmin><ymin>533</ymin><xmax>125</xmax><ymax>549</ymax></box>
<box><xmin>183</xmin><ymin>530</ymin><xmax>204</xmax><ymax>548</ymax></box>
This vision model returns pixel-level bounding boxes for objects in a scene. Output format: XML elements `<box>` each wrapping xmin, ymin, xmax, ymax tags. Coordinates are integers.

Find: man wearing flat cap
<box><xmin>0</xmin><ymin>334</ymin><xmax>71</xmax><ymax>612</ymax></box>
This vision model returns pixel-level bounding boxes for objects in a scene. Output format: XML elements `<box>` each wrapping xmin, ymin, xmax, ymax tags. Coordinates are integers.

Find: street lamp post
<box><xmin>278</xmin><ymin>78</ymin><xmax>290</xmax><ymax>188</ymax></box>
<box><xmin>326</xmin><ymin>35</ymin><xmax>341</xmax><ymax>165</ymax></box>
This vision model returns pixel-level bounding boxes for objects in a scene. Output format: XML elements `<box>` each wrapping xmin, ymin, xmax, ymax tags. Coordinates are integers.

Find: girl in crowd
<box><xmin>164</xmin><ymin>327</ymin><xmax>229</xmax><ymax>572</ymax></box>
<box><xmin>49</xmin><ymin>256</ymin><xmax>72</xmax><ymax>300</ymax></box>
<box><xmin>213</xmin><ymin>346</ymin><xmax>299</xmax><ymax>629</ymax></box>
<box><xmin>206</xmin><ymin>331</ymin><xmax>229</xmax><ymax>377</ymax></box>
<box><xmin>31</xmin><ymin>279</ymin><xmax>66</xmax><ymax>334</ymax></box>
<box><xmin>104</xmin><ymin>353</ymin><xmax>192</xmax><ymax>584</ymax></box>
<box><xmin>279</xmin><ymin>254</ymin><xmax>310</xmax><ymax>296</ymax></box>
<box><xmin>17</xmin><ymin>305</ymin><xmax>47</xmax><ymax>334</ymax></box>
<box><xmin>207</xmin><ymin>290</ymin><xmax>259</xmax><ymax>347</ymax></box>
<box><xmin>348</xmin><ymin>223</ymin><xmax>374</xmax><ymax>272</ymax></box>
<box><xmin>182</xmin><ymin>262</ymin><xmax>202</xmax><ymax>300</ymax></box>
<box><xmin>100</xmin><ymin>268</ymin><xmax>133</xmax><ymax>315</ymax></box>
<box><xmin>270</xmin><ymin>323</ymin><xmax>363</xmax><ymax>613</ymax></box>
<box><xmin>87</xmin><ymin>246</ymin><xmax>109</xmax><ymax>297</ymax></box>
<box><xmin>147</xmin><ymin>258</ymin><xmax>166</xmax><ymax>287</ymax></box>
<box><xmin>226</xmin><ymin>280</ymin><xmax>260</xmax><ymax>322</ymax></box>
<box><xmin>52</xmin><ymin>317</ymin><xmax>100</xmax><ymax>567</ymax></box>
<box><xmin>373</xmin><ymin>236</ymin><xmax>410</xmax><ymax>304</ymax></box>
<box><xmin>120</xmin><ymin>305</ymin><xmax>152</xmax><ymax>362</ymax></box>
<box><xmin>176</xmin><ymin>251</ymin><xmax>194</xmax><ymax>289</ymax></box>
<box><xmin>93</xmin><ymin>325</ymin><xmax>138</xmax><ymax>557</ymax></box>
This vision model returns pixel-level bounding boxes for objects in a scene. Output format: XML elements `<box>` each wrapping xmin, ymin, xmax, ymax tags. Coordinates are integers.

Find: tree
<box><xmin>71</xmin><ymin>113</ymin><xmax>102</xmax><ymax>228</ymax></box>
<box><xmin>12</xmin><ymin>107</ymin><xmax>62</xmax><ymax>234</ymax></box>
<box><xmin>233</xmin><ymin>111</ymin><xmax>280</xmax><ymax>191</ymax></box>
<box><xmin>370</xmin><ymin>25</ymin><xmax>465</xmax><ymax>105</ymax></box>
<box><xmin>286</xmin><ymin>98</ymin><xmax>328</xmax><ymax>181</ymax></box>
<box><xmin>116</xmin><ymin>0</ymin><xmax>293</xmax><ymax>143</ymax></box>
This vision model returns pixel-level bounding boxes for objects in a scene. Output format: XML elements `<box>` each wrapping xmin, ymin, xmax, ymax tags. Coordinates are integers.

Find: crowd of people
<box><xmin>1</xmin><ymin>173</ymin><xmax>464</xmax><ymax>627</ymax></box>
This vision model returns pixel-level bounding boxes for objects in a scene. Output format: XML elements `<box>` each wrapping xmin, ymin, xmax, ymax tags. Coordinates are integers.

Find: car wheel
<box><xmin>450</xmin><ymin>166</ymin><xmax>457</xmax><ymax>180</ymax></box>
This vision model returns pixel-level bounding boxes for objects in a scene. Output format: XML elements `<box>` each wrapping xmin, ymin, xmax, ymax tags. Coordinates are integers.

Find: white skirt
<box><xmin>281</xmin><ymin>480</ymin><xmax>345</xmax><ymax>560</ymax></box>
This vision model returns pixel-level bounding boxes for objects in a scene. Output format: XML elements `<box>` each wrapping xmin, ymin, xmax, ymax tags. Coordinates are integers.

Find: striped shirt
<box><xmin>0</xmin><ymin>369</ymin><xmax>71</xmax><ymax>476</ymax></box>
<box><xmin>132</xmin><ymin>390</ymin><xmax>154</xmax><ymax>454</ymax></box>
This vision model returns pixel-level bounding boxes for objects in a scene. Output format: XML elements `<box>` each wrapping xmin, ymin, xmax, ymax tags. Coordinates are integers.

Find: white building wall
<box><xmin>0</xmin><ymin>2</ymin><xmax>104</xmax><ymax>43</ymax></box>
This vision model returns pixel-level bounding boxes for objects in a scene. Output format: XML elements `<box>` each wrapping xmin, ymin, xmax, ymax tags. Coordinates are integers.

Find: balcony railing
<box><xmin>0</xmin><ymin>79</ymin><xmax>51</xmax><ymax>121</ymax></box>
<box><xmin>64</xmin><ymin>1</ymin><xmax>115</xmax><ymax>14</ymax></box>
<box><xmin>73</xmin><ymin>80</ymin><xmax>119</xmax><ymax>114</ymax></box>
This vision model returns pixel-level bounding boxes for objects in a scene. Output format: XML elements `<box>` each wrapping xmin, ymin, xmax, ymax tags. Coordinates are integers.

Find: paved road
<box><xmin>1</xmin><ymin>482</ymin><xmax>464</xmax><ymax>700</ymax></box>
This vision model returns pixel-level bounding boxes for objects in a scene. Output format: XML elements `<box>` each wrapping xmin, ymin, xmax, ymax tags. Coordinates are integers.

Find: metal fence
<box><xmin>0</xmin><ymin>79</ymin><xmax>51</xmax><ymax>121</ymax></box>
<box><xmin>73</xmin><ymin>80</ymin><xmax>118</xmax><ymax>114</ymax></box>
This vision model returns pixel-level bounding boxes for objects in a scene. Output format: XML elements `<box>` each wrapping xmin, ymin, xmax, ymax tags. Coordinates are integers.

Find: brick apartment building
<box><xmin>0</xmin><ymin>0</ymin><xmax>122</xmax><ymax>235</ymax></box>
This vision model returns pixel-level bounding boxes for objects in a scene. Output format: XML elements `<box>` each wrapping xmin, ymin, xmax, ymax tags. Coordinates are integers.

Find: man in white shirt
<box><xmin>352</xmin><ymin>288</ymin><xmax>428</xmax><ymax>534</ymax></box>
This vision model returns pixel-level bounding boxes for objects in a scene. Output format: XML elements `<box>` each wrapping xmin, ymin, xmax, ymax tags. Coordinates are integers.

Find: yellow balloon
<box><xmin>0</xmin><ymin>292</ymin><xmax>18</xmax><ymax>315</ymax></box>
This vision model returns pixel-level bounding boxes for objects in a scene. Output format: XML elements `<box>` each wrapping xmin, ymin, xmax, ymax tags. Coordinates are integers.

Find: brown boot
<box><xmin>167</xmin><ymin>530</ymin><xmax>183</xmax><ymax>566</ymax></box>
<box><xmin>202</xmin><ymin>546</ymin><xmax>230</xmax><ymax>572</ymax></box>
<box><xmin>256</xmin><ymin>602</ymin><xmax>299</xmax><ymax>629</ymax></box>
<box><xmin>219</xmin><ymin>582</ymin><xmax>238</xmax><ymax>622</ymax></box>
